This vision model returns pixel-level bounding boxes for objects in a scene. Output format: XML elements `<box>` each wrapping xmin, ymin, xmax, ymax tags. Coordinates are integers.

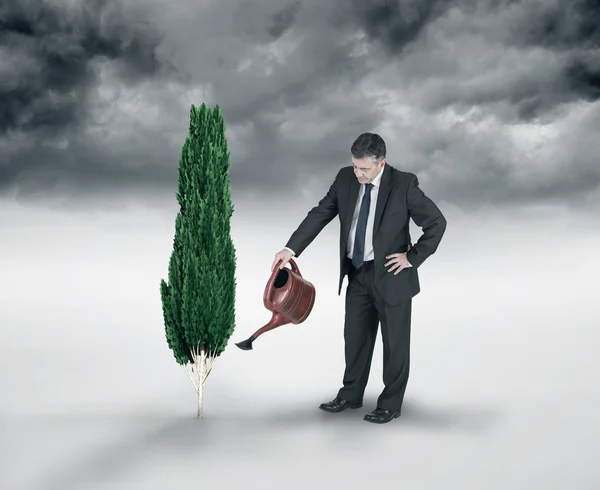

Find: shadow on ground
<box><xmin>30</xmin><ymin>396</ymin><xmax>502</xmax><ymax>490</ymax></box>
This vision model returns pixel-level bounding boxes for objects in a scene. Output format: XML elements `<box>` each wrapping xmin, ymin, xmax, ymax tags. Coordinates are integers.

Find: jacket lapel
<box><xmin>373</xmin><ymin>164</ymin><xmax>392</xmax><ymax>237</ymax></box>
<box><xmin>343</xmin><ymin>174</ymin><xmax>360</xmax><ymax>243</ymax></box>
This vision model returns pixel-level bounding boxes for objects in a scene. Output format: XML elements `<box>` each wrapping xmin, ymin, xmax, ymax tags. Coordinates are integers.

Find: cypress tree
<box><xmin>160</xmin><ymin>103</ymin><xmax>236</xmax><ymax>418</ymax></box>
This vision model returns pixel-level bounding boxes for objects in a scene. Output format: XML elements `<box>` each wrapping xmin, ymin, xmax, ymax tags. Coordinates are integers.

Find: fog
<box><xmin>1</xmin><ymin>198</ymin><xmax>599</xmax><ymax>490</ymax></box>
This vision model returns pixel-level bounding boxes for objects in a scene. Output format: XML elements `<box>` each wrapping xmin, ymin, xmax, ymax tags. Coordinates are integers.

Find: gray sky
<box><xmin>1</xmin><ymin>0</ymin><xmax>599</xmax><ymax>211</ymax></box>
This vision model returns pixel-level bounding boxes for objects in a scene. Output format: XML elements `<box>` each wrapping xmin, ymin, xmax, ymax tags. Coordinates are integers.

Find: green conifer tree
<box><xmin>160</xmin><ymin>103</ymin><xmax>236</xmax><ymax>418</ymax></box>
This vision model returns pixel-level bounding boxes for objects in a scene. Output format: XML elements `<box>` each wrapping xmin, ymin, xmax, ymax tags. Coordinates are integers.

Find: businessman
<box><xmin>272</xmin><ymin>132</ymin><xmax>447</xmax><ymax>424</ymax></box>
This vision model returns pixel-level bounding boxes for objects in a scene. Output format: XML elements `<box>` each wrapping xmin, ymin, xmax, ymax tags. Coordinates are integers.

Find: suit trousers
<box><xmin>337</xmin><ymin>258</ymin><xmax>412</xmax><ymax>412</ymax></box>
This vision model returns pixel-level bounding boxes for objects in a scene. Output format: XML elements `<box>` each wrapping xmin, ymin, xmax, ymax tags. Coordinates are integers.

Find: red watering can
<box><xmin>235</xmin><ymin>258</ymin><xmax>316</xmax><ymax>350</ymax></box>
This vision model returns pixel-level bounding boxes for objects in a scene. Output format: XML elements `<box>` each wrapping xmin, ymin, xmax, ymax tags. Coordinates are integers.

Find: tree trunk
<box><xmin>197</xmin><ymin>348</ymin><xmax>206</xmax><ymax>418</ymax></box>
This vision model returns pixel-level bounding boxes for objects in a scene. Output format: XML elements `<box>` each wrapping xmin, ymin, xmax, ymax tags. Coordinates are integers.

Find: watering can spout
<box><xmin>235</xmin><ymin>258</ymin><xmax>316</xmax><ymax>351</ymax></box>
<box><xmin>235</xmin><ymin>312</ymin><xmax>290</xmax><ymax>350</ymax></box>
<box><xmin>235</xmin><ymin>335</ymin><xmax>255</xmax><ymax>350</ymax></box>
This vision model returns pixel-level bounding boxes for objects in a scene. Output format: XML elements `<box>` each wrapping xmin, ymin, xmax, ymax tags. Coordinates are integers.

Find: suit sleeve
<box><xmin>405</xmin><ymin>174</ymin><xmax>447</xmax><ymax>268</ymax></box>
<box><xmin>284</xmin><ymin>169</ymin><xmax>341</xmax><ymax>258</ymax></box>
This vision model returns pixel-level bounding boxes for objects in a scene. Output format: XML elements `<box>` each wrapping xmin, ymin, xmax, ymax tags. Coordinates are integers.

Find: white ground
<box><xmin>1</xmin><ymin>201</ymin><xmax>598</xmax><ymax>490</ymax></box>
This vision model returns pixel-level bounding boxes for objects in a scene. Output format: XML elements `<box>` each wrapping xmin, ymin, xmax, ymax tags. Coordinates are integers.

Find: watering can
<box><xmin>235</xmin><ymin>258</ymin><xmax>316</xmax><ymax>350</ymax></box>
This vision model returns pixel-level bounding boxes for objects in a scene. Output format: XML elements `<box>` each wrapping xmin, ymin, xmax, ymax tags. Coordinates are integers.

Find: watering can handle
<box><xmin>264</xmin><ymin>258</ymin><xmax>301</xmax><ymax>310</ymax></box>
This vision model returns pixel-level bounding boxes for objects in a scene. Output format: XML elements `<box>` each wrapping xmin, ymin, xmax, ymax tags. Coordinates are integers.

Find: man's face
<box><xmin>352</xmin><ymin>156</ymin><xmax>385</xmax><ymax>184</ymax></box>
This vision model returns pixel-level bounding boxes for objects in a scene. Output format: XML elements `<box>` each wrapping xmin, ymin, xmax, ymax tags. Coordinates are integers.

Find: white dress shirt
<box><xmin>346</xmin><ymin>166</ymin><xmax>383</xmax><ymax>262</ymax></box>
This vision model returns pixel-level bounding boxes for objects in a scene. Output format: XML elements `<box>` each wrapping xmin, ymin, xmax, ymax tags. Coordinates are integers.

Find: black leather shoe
<box><xmin>363</xmin><ymin>408</ymin><xmax>401</xmax><ymax>423</ymax></box>
<box><xmin>319</xmin><ymin>397</ymin><xmax>362</xmax><ymax>413</ymax></box>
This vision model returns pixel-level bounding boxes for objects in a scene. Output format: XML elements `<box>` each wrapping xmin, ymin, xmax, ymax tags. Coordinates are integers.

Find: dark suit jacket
<box><xmin>285</xmin><ymin>163</ymin><xmax>447</xmax><ymax>305</ymax></box>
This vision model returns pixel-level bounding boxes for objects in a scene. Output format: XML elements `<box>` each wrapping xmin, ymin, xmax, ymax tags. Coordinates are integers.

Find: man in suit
<box><xmin>271</xmin><ymin>132</ymin><xmax>447</xmax><ymax>424</ymax></box>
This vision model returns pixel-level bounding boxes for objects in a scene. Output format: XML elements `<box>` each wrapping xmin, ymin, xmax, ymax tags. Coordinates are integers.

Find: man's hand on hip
<box><xmin>384</xmin><ymin>252</ymin><xmax>413</xmax><ymax>274</ymax></box>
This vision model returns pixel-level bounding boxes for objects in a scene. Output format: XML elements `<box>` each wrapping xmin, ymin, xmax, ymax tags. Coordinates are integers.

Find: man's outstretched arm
<box><xmin>284</xmin><ymin>169</ymin><xmax>342</xmax><ymax>258</ymax></box>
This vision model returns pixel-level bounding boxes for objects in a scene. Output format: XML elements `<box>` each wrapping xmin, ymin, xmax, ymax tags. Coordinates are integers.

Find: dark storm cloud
<box><xmin>0</xmin><ymin>0</ymin><xmax>164</xmax><ymax>135</ymax></box>
<box><xmin>0</xmin><ymin>0</ymin><xmax>599</xmax><ymax>211</ymax></box>
<box><xmin>0</xmin><ymin>0</ymin><xmax>457</xmax><ymax>205</ymax></box>
<box><xmin>418</xmin><ymin>0</ymin><xmax>600</xmax><ymax>121</ymax></box>
<box><xmin>565</xmin><ymin>57</ymin><xmax>600</xmax><ymax>102</ymax></box>
<box><xmin>151</xmin><ymin>0</ymin><xmax>463</xmax><ymax>198</ymax></box>
<box><xmin>0</xmin><ymin>136</ymin><xmax>174</xmax><ymax>197</ymax></box>
<box><xmin>340</xmin><ymin>0</ymin><xmax>449</xmax><ymax>54</ymax></box>
<box><xmin>506</xmin><ymin>0</ymin><xmax>600</xmax><ymax>114</ymax></box>
<box><xmin>266</xmin><ymin>0</ymin><xmax>302</xmax><ymax>39</ymax></box>
<box><xmin>512</xmin><ymin>0</ymin><xmax>600</xmax><ymax>49</ymax></box>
